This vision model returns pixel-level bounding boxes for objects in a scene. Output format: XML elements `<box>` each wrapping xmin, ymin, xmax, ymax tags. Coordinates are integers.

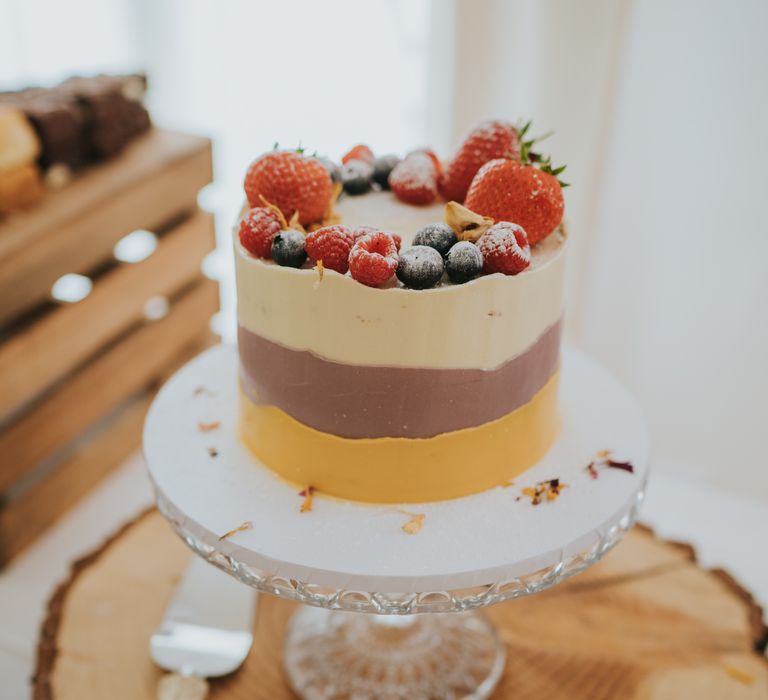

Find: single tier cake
<box><xmin>235</xmin><ymin>121</ymin><xmax>567</xmax><ymax>503</ymax></box>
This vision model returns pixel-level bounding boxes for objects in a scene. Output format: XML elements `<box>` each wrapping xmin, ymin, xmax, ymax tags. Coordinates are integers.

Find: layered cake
<box><xmin>235</xmin><ymin>121</ymin><xmax>567</xmax><ymax>503</ymax></box>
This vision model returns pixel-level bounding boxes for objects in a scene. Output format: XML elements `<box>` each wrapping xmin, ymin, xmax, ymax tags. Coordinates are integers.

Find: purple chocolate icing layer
<box><xmin>238</xmin><ymin>320</ymin><xmax>562</xmax><ymax>439</ymax></box>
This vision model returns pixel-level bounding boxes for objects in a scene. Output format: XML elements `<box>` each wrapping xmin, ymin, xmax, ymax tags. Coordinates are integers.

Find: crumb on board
<box><xmin>299</xmin><ymin>486</ymin><xmax>315</xmax><ymax>512</ymax></box>
<box><xmin>218</xmin><ymin>521</ymin><xmax>252</xmax><ymax>541</ymax></box>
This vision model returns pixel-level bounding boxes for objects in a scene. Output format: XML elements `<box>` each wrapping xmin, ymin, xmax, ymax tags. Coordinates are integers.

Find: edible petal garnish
<box><xmin>444</xmin><ymin>201</ymin><xmax>494</xmax><ymax>242</ymax></box>
<box><xmin>586</xmin><ymin>450</ymin><xmax>635</xmax><ymax>479</ymax></box>
<box><xmin>309</xmin><ymin>182</ymin><xmax>344</xmax><ymax>231</ymax></box>
<box><xmin>299</xmin><ymin>486</ymin><xmax>315</xmax><ymax>512</ymax></box>
<box><xmin>197</xmin><ymin>421</ymin><xmax>221</xmax><ymax>432</ymax></box>
<box><xmin>218</xmin><ymin>521</ymin><xmax>252</xmax><ymax>541</ymax></box>
<box><xmin>518</xmin><ymin>478</ymin><xmax>567</xmax><ymax>505</ymax></box>
<box><xmin>399</xmin><ymin>511</ymin><xmax>426</xmax><ymax>535</ymax></box>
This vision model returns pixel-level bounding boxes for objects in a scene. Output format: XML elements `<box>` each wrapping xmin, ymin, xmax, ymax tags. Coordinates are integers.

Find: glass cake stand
<box><xmin>144</xmin><ymin>346</ymin><xmax>648</xmax><ymax>699</ymax></box>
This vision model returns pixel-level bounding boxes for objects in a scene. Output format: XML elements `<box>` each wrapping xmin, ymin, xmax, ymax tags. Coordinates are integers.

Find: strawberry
<box><xmin>389</xmin><ymin>153</ymin><xmax>438</xmax><ymax>205</ymax></box>
<box><xmin>342</xmin><ymin>144</ymin><xmax>375</xmax><ymax>165</ymax></box>
<box><xmin>477</xmin><ymin>221</ymin><xmax>531</xmax><ymax>275</ymax></box>
<box><xmin>464</xmin><ymin>158</ymin><xmax>564</xmax><ymax>246</ymax></box>
<box><xmin>238</xmin><ymin>207</ymin><xmax>284</xmax><ymax>259</ymax></box>
<box><xmin>304</xmin><ymin>224</ymin><xmax>355</xmax><ymax>274</ymax></box>
<box><xmin>348</xmin><ymin>231</ymin><xmax>398</xmax><ymax>287</ymax></box>
<box><xmin>244</xmin><ymin>150</ymin><xmax>332</xmax><ymax>226</ymax></box>
<box><xmin>439</xmin><ymin>120</ymin><xmax>519</xmax><ymax>203</ymax></box>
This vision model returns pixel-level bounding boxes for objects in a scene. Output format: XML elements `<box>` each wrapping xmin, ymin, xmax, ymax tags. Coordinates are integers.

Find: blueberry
<box><xmin>318</xmin><ymin>157</ymin><xmax>341</xmax><ymax>184</ymax></box>
<box><xmin>396</xmin><ymin>245</ymin><xmax>444</xmax><ymax>289</ymax></box>
<box><xmin>413</xmin><ymin>223</ymin><xmax>458</xmax><ymax>257</ymax></box>
<box><xmin>372</xmin><ymin>155</ymin><xmax>400</xmax><ymax>189</ymax></box>
<box><xmin>341</xmin><ymin>160</ymin><xmax>374</xmax><ymax>195</ymax></box>
<box><xmin>445</xmin><ymin>241</ymin><xmax>483</xmax><ymax>284</ymax></box>
<box><xmin>271</xmin><ymin>230</ymin><xmax>307</xmax><ymax>268</ymax></box>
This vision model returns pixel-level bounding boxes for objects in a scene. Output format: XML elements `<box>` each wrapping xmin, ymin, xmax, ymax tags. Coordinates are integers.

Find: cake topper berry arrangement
<box><xmin>238</xmin><ymin>119</ymin><xmax>566</xmax><ymax>289</ymax></box>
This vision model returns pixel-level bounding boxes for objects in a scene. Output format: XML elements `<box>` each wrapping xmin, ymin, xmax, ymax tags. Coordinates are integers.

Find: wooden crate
<box><xmin>0</xmin><ymin>129</ymin><xmax>219</xmax><ymax>565</ymax></box>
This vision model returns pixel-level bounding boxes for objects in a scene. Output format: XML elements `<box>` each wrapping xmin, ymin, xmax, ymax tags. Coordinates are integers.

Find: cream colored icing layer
<box><xmin>334</xmin><ymin>190</ymin><xmax>446</xmax><ymax>246</ymax></box>
<box><xmin>235</xmin><ymin>192</ymin><xmax>566</xmax><ymax>370</ymax></box>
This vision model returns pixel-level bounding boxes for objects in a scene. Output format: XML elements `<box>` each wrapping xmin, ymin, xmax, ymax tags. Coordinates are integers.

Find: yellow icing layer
<box><xmin>240</xmin><ymin>372</ymin><xmax>560</xmax><ymax>503</ymax></box>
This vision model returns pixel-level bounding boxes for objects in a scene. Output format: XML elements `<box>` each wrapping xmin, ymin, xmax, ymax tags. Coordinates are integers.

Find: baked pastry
<box><xmin>0</xmin><ymin>106</ymin><xmax>40</xmax><ymax>174</ymax></box>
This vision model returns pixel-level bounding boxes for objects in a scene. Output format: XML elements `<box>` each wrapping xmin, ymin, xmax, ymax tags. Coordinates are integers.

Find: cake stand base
<box><xmin>284</xmin><ymin>608</ymin><xmax>505</xmax><ymax>700</ymax></box>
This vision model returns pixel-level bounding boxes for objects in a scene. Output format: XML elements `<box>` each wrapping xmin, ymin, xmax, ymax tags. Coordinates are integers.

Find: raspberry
<box><xmin>342</xmin><ymin>144</ymin><xmax>375</xmax><ymax>165</ymax></box>
<box><xmin>409</xmin><ymin>148</ymin><xmax>442</xmax><ymax>175</ymax></box>
<box><xmin>348</xmin><ymin>231</ymin><xmax>398</xmax><ymax>287</ymax></box>
<box><xmin>389</xmin><ymin>153</ymin><xmax>439</xmax><ymax>205</ymax></box>
<box><xmin>354</xmin><ymin>227</ymin><xmax>401</xmax><ymax>251</ymax></box>
<box><xmin>238</xmin><ymin>207</ymin><xmax>284</xmax><ymax>259</ymax></box>
<box><xmin>304</xmin><ymin>224</ymin><xmax>355</xmax><ymax>274</ymax></box>
<box><xmin>477</xmin><ymin>222</ymin><xmax>531</xmax><ymax>276</ymax></box>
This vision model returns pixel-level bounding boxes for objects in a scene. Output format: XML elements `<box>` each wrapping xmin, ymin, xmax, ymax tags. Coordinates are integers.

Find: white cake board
<box><xmin>144</xmin><ymin>345</ymin><xmax>647</xmax><ymax>602</ymax></box>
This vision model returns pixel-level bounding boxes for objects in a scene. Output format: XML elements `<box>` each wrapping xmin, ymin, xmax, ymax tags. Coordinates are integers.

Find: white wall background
<box><xmin>435</xmin><ymin>0</ymin><xmax>768</xmax><ymax>499</ymax></box>
<box><xmin>1</xmin><ymin>0</ymin><xmax>767</xmax><ymax>499</ymax></box>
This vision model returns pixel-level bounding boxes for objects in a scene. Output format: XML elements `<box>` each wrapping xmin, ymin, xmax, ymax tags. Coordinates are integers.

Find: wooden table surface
<box><xmin>1</xmin><ymin>456</ymin><xmax>767</xmax><ymax>699</ymax></box>
<box><xmin>31</xmin><ymin>508</ymin><xmax>768</xmax><ymax>699</ymax></box>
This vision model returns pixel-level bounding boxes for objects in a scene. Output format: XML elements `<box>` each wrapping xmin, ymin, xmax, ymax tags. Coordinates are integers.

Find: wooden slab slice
<box><xmin>33</xmin><ymin>513</ymin><xmax>767</xmax><ymax>699</ymax></box>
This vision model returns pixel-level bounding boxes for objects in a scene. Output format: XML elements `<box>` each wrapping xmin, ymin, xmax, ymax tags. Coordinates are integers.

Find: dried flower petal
<box><xmin>208</xmin><ymin>447</ymin><xmax>219</xmax><ymax>458</ymax></box>
<box><xmin>198</xmin><ymin>421</ymin><xmax>221</xmax><ymax>432</ymax></box>
<box><xmin>258</xmin><ymin>194</ymin><xmax>289</xmax><ymax>229</ymax></box>
<box><xmin>606</xmin><ymin>459</ymin><xmax>635</xmax><ymax>473</ymax></box>
<box><xmin>218</xmin><ymin>521</ymin><xmax>252</xmax><ymax>541</ymax></box>
<box><xmin>287</xmin><ymin>210</ymin><xmax>306</xmax><ymax>234</ymax></box>
<box><xmin>400</xmin><ymin>512</ymin><xmax>425</xmax><ymax>535</ymax></box>
<box><xmin>299</xmin><ymin>486</ymin><xmax>315</xmax><ymax>512</ymax></box>
<box><xmin>519</xmin><ymin>479</ymin><xmax>567</xmax><ymax>505</ymax></box>
<box><xmin>444</xmin><ymin>201</ymin><xmax>494</xmax><ymax>242</ymax></box>
<box><xmin>193</xmin><ymin>386</ymin><xmax>216</xmax><ymax>397</ymax></box>
<box><xmin>588</xmin><ymin>450</ymin><xmax>634</xmax><ymax>478</ymax></box>
<box><xmin>724</xmin><ymin>665</ymin><xmax>754</xmax><ymax>685</ymax></box>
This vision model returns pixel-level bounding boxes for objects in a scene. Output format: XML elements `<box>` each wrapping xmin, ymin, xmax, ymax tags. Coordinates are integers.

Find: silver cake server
<box><xmin>151</xmin><ymin>556</ymin><xmax>256</xmax><ymax>699</ymax></box>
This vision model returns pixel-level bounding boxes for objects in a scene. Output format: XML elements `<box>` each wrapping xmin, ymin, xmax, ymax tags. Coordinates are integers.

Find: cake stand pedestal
<box><xmin>144</xmin><ymin>346</ymin><xmax>648</xmax><ymax>699</ymax></box>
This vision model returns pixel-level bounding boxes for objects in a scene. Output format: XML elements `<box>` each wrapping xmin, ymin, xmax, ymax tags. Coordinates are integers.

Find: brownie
<box><xmin>0</xmin><ymin>74</ymin><xmax>150</xmax><ymax>170</ymax></box>
<box><xmin>58</xmin><ymin>74</ymin><xmax>150</xmax><ymax>159</ymax></box>
<box><xmin>0</xmin><ymin>89</ymin><xmax>87</xmax><ymax>169</ymax></box>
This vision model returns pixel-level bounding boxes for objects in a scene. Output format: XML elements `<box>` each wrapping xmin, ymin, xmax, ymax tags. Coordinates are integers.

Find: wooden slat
<box><xmin>0</xmin><ymin>279</ymin><xmax>219</xmax><ymax>494</ymax></box>
<box><xmin>0</xmin><ymin>395</ymin><xmax>152</xmax><ymax>565</ymax></box>
<box><xmin>0</xmin><ymin>129</ymin><xmax>212</xmax><ymax>326</ymax></box>
<box><xmin>0</xmin><ymin>210</ymin><xmax>215</xmax><ymax>424</ymax></box>
<box><xmin>0</xmin><ymin>335</ymin><xmax>215</xmax><ymax>565</ymax></box>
